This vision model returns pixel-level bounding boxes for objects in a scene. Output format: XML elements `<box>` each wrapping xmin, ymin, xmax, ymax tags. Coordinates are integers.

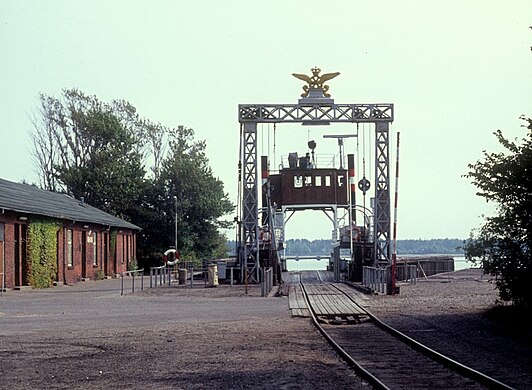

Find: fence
<box><xmin>127</xmin><ymin>263</ymin><xmax>269</xmax><ymax>296</ymax></box>
<box><xmin>120</xmin><ymin>269</ymin><xmax>144</xmax><ymax>295</ymax></box>
<box><xmin>362</xmin><ymin>266</ymin><xmax>388</xmax><ymax>294</ymax></box>
<box><xmin>403</xmin><ymin>264</ymin><xmax>417</xmax><ymax>284</ymax></box>
<box><xmin>149</xmin><ymin>265</ymin><xmax>174</xmax><ymax>287</ymax></box>
<box><xmin>149</xmin><ymin>264</ymin><xmax>211</xmax><ymax>289</ymax></box>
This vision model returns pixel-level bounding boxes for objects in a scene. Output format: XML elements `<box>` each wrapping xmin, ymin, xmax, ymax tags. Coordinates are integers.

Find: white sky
<box><xmin>1</xmin><ymin>1</ymin><xmax>531</xmax><ymax>241</ymax></box>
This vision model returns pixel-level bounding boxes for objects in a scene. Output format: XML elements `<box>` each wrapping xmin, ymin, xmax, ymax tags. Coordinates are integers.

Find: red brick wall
<box><xmin>0</xmin><ymin>213</ymin><xmax>15</xmax><ymax>289</ymax></box>
<box><xmin>0</xmin><ymin>211</ymin><xmax>138</xmax><ymax>289</ymax></box>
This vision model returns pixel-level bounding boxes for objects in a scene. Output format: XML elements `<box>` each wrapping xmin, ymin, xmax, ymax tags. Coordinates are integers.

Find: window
<box><xmin>126</xmin><ymin>235</ymin><xmax>130</xmax><ymax>264</ymax></box>
<box><xmin>93</xmin><ymin>232</ymin><xmax>98</xmax><ymax>266</ymax></box>
<box><xmin>67</xmin><ymin>229</ymin><xmax>73</xmax><ymax>267</ymax></box>
<box><xmin>294</xmin><ymin>175</ymin><xmax>303</xmax><ymax>188</ymax></box>
<box><xmin>305</xmin><ymin>176</ymin><xmax>312</xmax><ymax>186</ymax></box>
<box><xmin>325</xmin><ymin>176</ymin><xmax>331</xmax><ymax>186</ymax></box>
<box><xmin>315</xmin><ymin>176</ymin><xmax>322</xmax><ymax>186</ymax></box>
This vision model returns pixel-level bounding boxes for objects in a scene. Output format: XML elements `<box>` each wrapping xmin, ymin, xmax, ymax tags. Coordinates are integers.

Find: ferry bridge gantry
<box><xmin>237</xmin><ymin>67</ymin><xmax>394</xmax><ymax>292</ymax></box>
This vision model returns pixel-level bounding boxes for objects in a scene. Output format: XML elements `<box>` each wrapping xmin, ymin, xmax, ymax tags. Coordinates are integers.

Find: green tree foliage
<box><xmin>27</xmin><ymin>218</ymin><xmax>60</xmax><ymax>288</ymax></box>
<box><xmin>397</xmin><ymin>239</ymin><xmax>463</xmax><ymax>254</ymax></box>
<box><xmin>31</xmin><ymin>89</ymin><xmax>234</xmax><ymax>269</ymax></box>
<box><xmin>226</xmin><ymin>238</ymin><xmax>464</xmax><ymax>257</ymax></box>
<box><xmin>137</xmin><ymin>126</ymin><xmax>233</xmax><ymax>267</ymax></box>
<box><xmin>31</xmin><ymin>89</ymin><xmax>146</xmax><ymax>219</ymax></box>
<box><xmin>463</xmin><ymin>117</ymin><xmax>532</xmax><ymax>307</ymax></box>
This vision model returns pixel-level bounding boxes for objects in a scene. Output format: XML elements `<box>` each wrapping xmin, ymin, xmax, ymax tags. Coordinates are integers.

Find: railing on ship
<box><xmin>362</xmin><ymin>264</ymin><xmax>417</xmax><ymax>294</ymax></box>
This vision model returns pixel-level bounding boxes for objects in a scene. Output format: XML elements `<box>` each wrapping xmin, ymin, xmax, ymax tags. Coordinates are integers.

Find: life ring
<box><xmin>352</xmin><ymin>227</ymin><xmax>361</xmax><ymax>241</ymax></box>
<box><xmin>163</xmin><ymin>248</ymin><xmax>180</xmax><ymax>265</ymax></box>
<box><xmin>260</xmin><ymin>229</ymin><xmax>271</xmax><ymax>242</ymax></box>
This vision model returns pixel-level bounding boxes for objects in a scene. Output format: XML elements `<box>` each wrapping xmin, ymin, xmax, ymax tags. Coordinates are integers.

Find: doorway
<box><xmin>81</xmin><ymin>231</ymin><xmax>87</xmax><ymax>279</ymax></box>
<box><xmin>103</xmin><ymin>232</ymin><xmax>108</xmax><ymax>276</ymax></box>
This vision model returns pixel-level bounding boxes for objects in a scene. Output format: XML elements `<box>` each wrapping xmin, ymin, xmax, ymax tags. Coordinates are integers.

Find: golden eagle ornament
<box><xmin>292</xmin><ymin>67</ymin><xmax>340</xmax><ymax>98</ymax></box>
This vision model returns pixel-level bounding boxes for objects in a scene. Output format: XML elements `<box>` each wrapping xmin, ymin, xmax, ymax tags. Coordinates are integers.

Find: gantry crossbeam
<box><xmin>239</xmin><ymin>103</ymin><xmax>393</xmax><ymax>123</ymax></box>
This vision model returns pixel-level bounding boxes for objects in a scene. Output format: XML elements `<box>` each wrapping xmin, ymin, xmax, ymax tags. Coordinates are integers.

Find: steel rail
<box><xmin>299</xmin><ymin>282</ymin><xmax>391</xmax><ymax>390</ymax></box>
<box><xmin>329</xmin><ymin>283</ymin><xmax>515</xmax><ymax>390</ymax></box>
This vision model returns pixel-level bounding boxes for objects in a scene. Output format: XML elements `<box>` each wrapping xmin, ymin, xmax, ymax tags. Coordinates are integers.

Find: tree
<box><xmin>463</xmin><ymin>116</ymin><xmax>532</xmax><ymax>307</ymax></box>
<box><xmin>150</xmin><ymin>126</ymin><xmax>234</xmax><ymax>262</ymax></box>
<box><xmin>30</xmin><ymin>89</ymin><xmax>146</xmax><ymax>219</ymax></box>
<box><xmin>31</xmin><ymin>89</ymin><xmax>235</xmax><ymax>269</ymax></box>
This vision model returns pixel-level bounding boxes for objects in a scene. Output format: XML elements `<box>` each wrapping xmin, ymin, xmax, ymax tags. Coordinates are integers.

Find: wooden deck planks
<box><xmin>289</xmin><ymin>285</ymin><xmax>309</xmax><ymax>318</ymax></box>
<box><xmin>288</xmin><ymin>280</ymin><xmax>367</xmax><ymax>318</ymax></box>
<box><xmin>303</xmin><ymin>283</ymin><xmax>366</xmax><ymax>317</ymax></box>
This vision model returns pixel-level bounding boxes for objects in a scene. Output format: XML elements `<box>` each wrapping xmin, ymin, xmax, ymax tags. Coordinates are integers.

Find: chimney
<box><xmin>80</xmin><ymin>197</ymin><xmax>85</xmax><ymax>206</ymax></box>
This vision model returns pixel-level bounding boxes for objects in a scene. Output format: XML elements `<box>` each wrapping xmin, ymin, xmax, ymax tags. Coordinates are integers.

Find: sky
<box><xmin>1</xmin><ymin>1</ymin><xmax>531</xmax><ymax>241</ymax></box>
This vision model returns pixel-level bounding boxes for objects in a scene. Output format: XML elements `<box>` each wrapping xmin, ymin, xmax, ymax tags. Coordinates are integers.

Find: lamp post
<box><xmin>174</xmin><ymin>195</ymin><xmax>178</xmax><ymax>250</ymax></box>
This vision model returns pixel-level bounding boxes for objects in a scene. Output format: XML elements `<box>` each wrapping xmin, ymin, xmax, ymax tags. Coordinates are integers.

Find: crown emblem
<box><xmin>292</xmin><ymin>67</ymin><xmax>340</xmax><ymax>98</ymax></box>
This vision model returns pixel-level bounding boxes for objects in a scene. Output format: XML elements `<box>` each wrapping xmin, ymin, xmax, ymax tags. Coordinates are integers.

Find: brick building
<box><xmin>0</xmin><ymin>178</ymin><xmax>140</xmax><ymax>289</ymax></box>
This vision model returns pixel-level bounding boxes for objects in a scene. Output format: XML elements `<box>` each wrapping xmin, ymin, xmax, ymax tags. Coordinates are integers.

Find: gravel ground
<box><xmin>367</xmin><ymin>268</ymin><xmax>532</xmax><ymax>389</ymax></box>
<box><xmin>1</xmin><ymin>269</ymin><xmax>530</xmax><ymax>389</ymax></box>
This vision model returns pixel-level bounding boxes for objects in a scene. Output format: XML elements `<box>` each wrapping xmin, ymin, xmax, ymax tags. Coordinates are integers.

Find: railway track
<box><xmin>298</xmin><ymin>271</ymin><xmax>514</xmax><ymax>390</ymax></box>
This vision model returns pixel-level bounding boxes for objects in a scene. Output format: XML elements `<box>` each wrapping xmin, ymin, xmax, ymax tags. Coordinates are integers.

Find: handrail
<box><xmin>149</xmin><ymin>264</ymin><xmax>209</xmax><ymax>289</ymax></box>
<box><xmin>120</xmin><ymin>268</ymin><xmax>144</xmax><ymax>296</ymax></box>
<box><xmin>261</xmin><ymin>267</ymin><xmax>273</xmax><ymax>297</ymax></box>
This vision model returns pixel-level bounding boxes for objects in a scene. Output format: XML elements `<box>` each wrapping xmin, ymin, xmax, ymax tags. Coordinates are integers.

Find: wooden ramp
<box><xmin>288</xmin><ymin>285</ymin><xmax>310</xmax><ymax>317</ymax></box>
<box><xmin>305</xmin><ymin>283</ymin><xmax>366</xmax><ymax>318</ymax></box>
<box><xmin>288</xmin><ymin>281</ymin><xmax>368</xmax><ymax>321</ymax></box>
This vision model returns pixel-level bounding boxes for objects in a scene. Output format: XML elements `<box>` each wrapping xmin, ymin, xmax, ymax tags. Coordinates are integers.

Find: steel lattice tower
<box><xmin>237</xmin><ymin>70</ymin><xmax>394</xmax><ymax>284</ymax></box>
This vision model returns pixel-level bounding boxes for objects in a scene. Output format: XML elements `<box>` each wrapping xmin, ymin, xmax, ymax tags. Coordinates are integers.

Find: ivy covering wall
<box><xmin>27</xmin><ymin>218</ymin><xmax>60</xmax><ymax>288</ymax></box>
<box><xmin>110</xmin><ymin>229</ymin><xmax>118</xmax><ymax>261</ymax></box>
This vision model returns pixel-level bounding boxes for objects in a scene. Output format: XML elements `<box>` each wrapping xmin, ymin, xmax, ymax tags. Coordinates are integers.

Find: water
<box><xmin>286</xmin><ymin>259</ymin><xmax>329</xmax><ymax>271</ymax></box>
<box><xmin>454</xmin><ymin>256</ymin><xmax>470</xmax><ymax>271</ymax></box>
<box><xmin>286</xmin><ymin>255</ymin><xmax>473</xmax><ymax>272</ymax></box>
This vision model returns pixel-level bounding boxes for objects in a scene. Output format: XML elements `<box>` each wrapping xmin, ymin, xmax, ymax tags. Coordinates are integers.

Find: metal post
<box><xmin>132</xmin><ymin>272</ymin><xmax>135</xmax><ymax>293</ymax></box>
<box><xmin>391</xmin><ymin>131</ymin><xmax>401</xmax><ymax>295</ymax></box>
<box><xmin>141</xmin><ymin>272</ymin><xmax>144</xmax><ymax>291</ymax></box>
<box><xmin>120</xmin><ymin>273</ymin><xmax>124</xmax><ymax>296</ymax></box>
<box><xmin>260</xmin><ymin>268</ymin><xmax>264</xmax><ymax>297</ymax></box>
<box><xmin>174</xmin><ymin>195</ymin><xmax>178</xmax><ymax>251</ymax></box>
<box><xmin>240</xmin><ymin>122</ymin><xmax>259</xmax><ymax>284</ymax></box>
<box><xmin>374</xmin><ymin>122</ymin><xmax>391</xmax><ymax>271</ymax></box>
<box><xmin>190</xmin><ymin>267</ymin><xmax>194</xmax><ymax>288</ymax></box>
<box><xmin>230</xmin><ymin>267</ymin><xmax>234</xmax><ymax>287</ymax></box>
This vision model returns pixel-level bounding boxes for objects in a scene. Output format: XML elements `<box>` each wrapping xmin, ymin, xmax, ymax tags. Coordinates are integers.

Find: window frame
<box><xmin>66</xmin><ymin>229</ymin><xmax>73</xmax><ymax>267</ymax></box>
<box><xmin>93</xmin><ymin>231</ymin><xmax>98</xmax><ymax>266</ymax></box>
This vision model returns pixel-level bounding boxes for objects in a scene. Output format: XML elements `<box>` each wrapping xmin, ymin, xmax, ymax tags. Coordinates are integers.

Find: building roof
<box><xmin>0</xmin><ymin>178</ymin><xmax>140</xmax><ymax>230</ymax></box>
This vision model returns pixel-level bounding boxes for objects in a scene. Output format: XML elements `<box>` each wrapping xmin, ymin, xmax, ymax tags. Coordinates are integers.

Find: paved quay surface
<box><xmin>1</xmin><ymin>269</ymin><xmax>530</xmax><ymax>389</ymax></box>
<box><xmin>0</xmin><ymin>278</ymin><xmax>364</xmax><ymax>390</ymax></box>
